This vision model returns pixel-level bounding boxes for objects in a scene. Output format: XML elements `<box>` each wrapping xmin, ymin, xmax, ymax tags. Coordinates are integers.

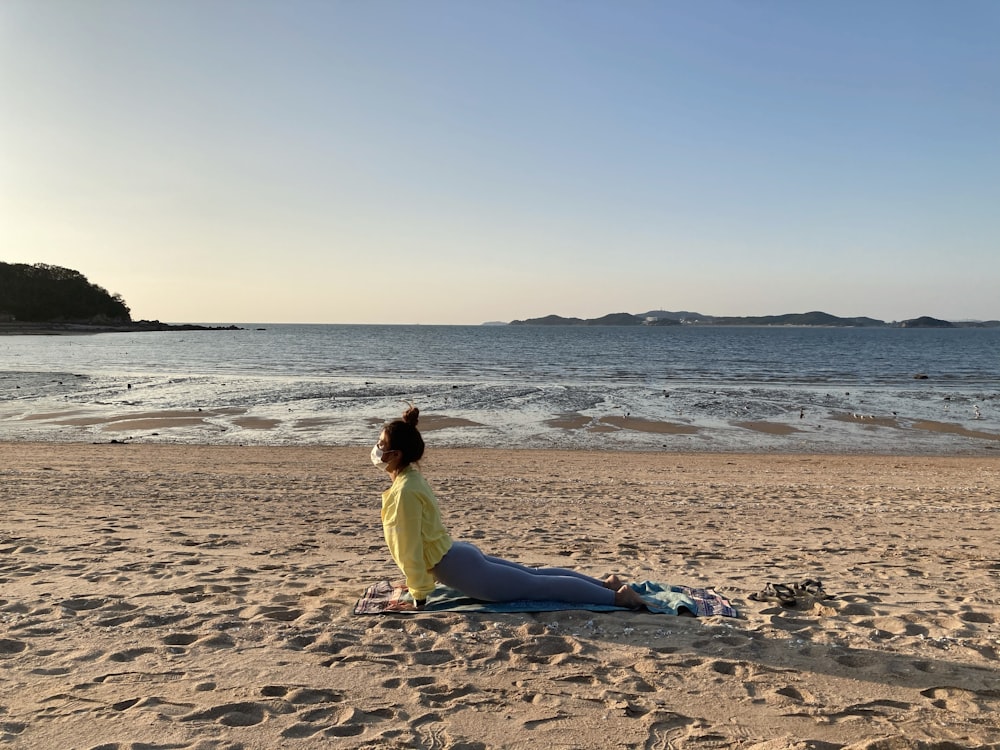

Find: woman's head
<box><xmin>379</xmin><ymin>404</ymin><xmax>424</xmax><ymax>470</ymax></box>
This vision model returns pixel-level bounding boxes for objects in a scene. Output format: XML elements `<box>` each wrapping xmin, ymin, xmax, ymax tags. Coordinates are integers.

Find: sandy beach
<box><xmin>2</xmin><ymin>442</ymin><xmax>999</xmax><ymax>749</ymax></box>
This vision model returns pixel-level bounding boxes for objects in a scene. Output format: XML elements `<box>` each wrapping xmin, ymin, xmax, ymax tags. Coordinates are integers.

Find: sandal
<box><xmin>791</xmin><ymin>579</ymin><xmax>832</xmax><ymax>600</ymax></box>
<box><xmin>748</xmin><ymin>582</ymin><xmax>796</xmax><ymax>607</ymax></box>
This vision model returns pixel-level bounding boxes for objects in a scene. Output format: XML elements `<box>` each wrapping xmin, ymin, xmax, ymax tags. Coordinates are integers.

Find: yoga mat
<box><xmin>354</xmin><ymin>580</ymin><xmax>738</xmax><ymax>618</ymax></box>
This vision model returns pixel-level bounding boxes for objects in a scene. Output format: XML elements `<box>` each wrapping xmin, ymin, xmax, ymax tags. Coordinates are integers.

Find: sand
<box><xmin>1</xmin><ymin>442</ymin><xmax>998</xmax><ymax>749</ymax></box>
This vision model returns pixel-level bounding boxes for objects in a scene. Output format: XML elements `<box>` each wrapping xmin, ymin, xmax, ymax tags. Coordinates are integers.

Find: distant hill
<box><xmin>507</xmin><ymin>310</ymin><xmax>999</xmax><ymax>328</ymax></box>
<box><xmin>896</xmin><ymin>316</ymin><xmax>953</xmax><ymax>328</ymax></box>
<box><xmin>949</xmin><ymin>320</ymin><xmax>1000</xmax><ymax>328</ymax></box>
<box><xmin>0</xmin><ymin>262</ymin><xmax>131</xmax><ymax>323</ymax></box>
<box><xmin>638</xmin><ymin>309</ymin><xmax>715</xmax><ymax>323</ymax></box>
<box><xmin>711</xmin><ymin>311</ymin><xmax>885</xmax><ymax>327</ymax></box>
<box><xmin>510</xmin><ymin>312</ymin><xmax>666</xmax><ymax>326</ymax></box>
<box><xmin>0</xmin><ymin>262</ymin><xmax>242</xmax><ymax>333</ymax></box>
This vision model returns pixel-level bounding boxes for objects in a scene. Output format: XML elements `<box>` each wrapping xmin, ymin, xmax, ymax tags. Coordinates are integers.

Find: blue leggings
<box><xmin>432</xmin><ymin>542</ymin><xmax>616</xmax><ymax>605</ymax></box>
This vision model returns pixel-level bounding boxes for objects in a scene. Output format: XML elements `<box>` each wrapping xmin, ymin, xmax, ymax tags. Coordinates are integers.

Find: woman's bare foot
<box><xmin>604</xmin><ymin>574</ymin><xmax>624</xmax><ymax>590</ymax></box>
<box><xmin>614</xmin><ymin>585</ymin><xmax>646</xmax><ymax>610</ymax></box>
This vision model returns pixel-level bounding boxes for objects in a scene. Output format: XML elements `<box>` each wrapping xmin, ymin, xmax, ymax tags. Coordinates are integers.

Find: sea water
<box><xmin>1</xmin><ymin>324</ymin><xmax>997</xmax><ymax>453</ymax></box>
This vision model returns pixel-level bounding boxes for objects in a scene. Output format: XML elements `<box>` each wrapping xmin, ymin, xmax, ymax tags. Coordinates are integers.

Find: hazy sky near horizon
<box><xmin>2</xmin><ymin>1</ymin><xmax>998</xmax><ymax>324</ymax></box>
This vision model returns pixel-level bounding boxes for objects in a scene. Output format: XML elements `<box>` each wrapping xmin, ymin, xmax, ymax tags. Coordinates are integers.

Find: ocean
<box><xmin>1</xmin><ymin>324</ymin><xmax>998</xmax><ymax>454</ymax></box>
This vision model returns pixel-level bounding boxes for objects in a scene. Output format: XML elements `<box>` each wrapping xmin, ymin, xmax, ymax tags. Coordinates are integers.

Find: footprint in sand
<box><xmin>408</xmin><ymin>616</ymin><xmax>452</xmax><ymax>634</ymax></box>
<box><xmin>286</xmin><ymin>687</ymin><xmax>345</xmax><ymax>705</ymax></box>
<box><xmin>321</xmin><ymin>708</ymin><xmax>382</xmax><ymax>737</ymax></box>
<box><xmin>324</xmin><ymin>640</ymin><xmax>395</xmax><ymax>666</ymax></box>
<box><xmin>282</xmin><ymin>721</ymin><xmax>331</xmax><ymax>739</ymax></box>
<box><xmin>863</xmin><ymin>621</ymin><xmax>916</xmax><ymax>642</ymax></box>
<box><xmin>506</xmin><ymin>635</ymin><xmax>582</xmax><ymax>665</ymax></box>
<box><xmin>522</xmin><ymin>711</ymin><xmax>567</xmax><ymax>729</ymax></box>
<box><xmin>0</xmin><ymin>638</ymin><xmax>27</xmax><ymax>655</ymax></box>
<box><xmin>60</xmin><ymin>596</ymin><xmax>106</xmax><ymax>612</ymax></box>
<box><xmin>30</xmin><ymin>666</ymin><xmax>70</xmax><ymax>676</ymax></box>
<box><xmin>197</xmin><ymin>632</ymin><xmax>237</xmax><ymax>649</ymax></box>
<box><xmin>603</xmin><ymin>668</ymin><xmax>656</xmax><ymax>696</ymax></box>
<box><xmin>406</xmin><ymin>676</ymin><xmax>436</xmax><ymax>687</ymax></box>
<box><xmin>132</xmin><ymin>611</ymin><xmax>191</xmax><ymax>628</ymax></box>
<box><xmin>553</xmin><ymin>671</ymin><xmax>601</xmax><ymax>688</ymax></box>
<box><xmin>958</xmin><ymin>608</ymin><xmax>994</xmax><ymax>624</ymax></box>
<box><xmin>93</xmin><ymin>610</ymin><xmax>141</xmax><ymax>628</ymax></box>
<box><xmin>414</xmin><ymin>682</ymin><xmax>478</xmax><ymax>708</ymax></box>
<box><xmin>773</xmin><ymin>684</ymin><xmax>817</xmax><ymax>705</ymax></box>
<box><xmin>240</xmin><ymin>604</ymin><xmax>303</xmax><ymax>622</ymax></box>
<box><xmin>833</xmin><ymin>652</ymin><xmax>871</xmax><ymax>669</ymax></box>
<box><xmin>403</xmin><ymin>648</ymin><xmax>456</xmax><ymax>667</ymax></box>
<box><xmin>830</xmin><ymin>699</ymin><xmax>916</xmax><ymax>726</ymax></box>
<box><xmin>283</xmin><ymin>631</ymin><xmax>319</xmax><ymax>650</ymax></box>
<box><xmin>161</xmin><ymin>632</ymin><xmax>199</xmax><ymax>647</ymax></box>
<box><xmin>643</xmin><ymin>710</ymin><xmax>706</xmax><ymax>750</ymax></box>
<box><xmin>0</xmin><ymin>721</ymin><xmax>27</xmax><ymax>742</ymax></box>
<box><xmin>180</xmin><ymin>700</ymin><xmax>278</xmax><ymax>727</ymax></box>
<box><xmin>105</xmin><ymin>646</ymin><xmax>156</xmax><ymax>662</ymax></box>
<box><xmin>308</xmin><ymin>634</ymin><xmax>355</xmax><ymax>657</ymax></box>
<box><xmin>266</xmin><ymin>684</ymin><xmax>393</xmax><ymax>740</ymax></box>
<box><xmin>703</xmin><ymin>659</ymin><xmax>757</xmax><ymax>680</ymax></box>
<box><xmin>921</xmin><ymin>686</ymin><xmax>993</xmax><ymax>714</ymax></box>
<box><xmin>297</xmin><ymin>706</ymin><xmax>339</xmax><ymax>723</ymax></box>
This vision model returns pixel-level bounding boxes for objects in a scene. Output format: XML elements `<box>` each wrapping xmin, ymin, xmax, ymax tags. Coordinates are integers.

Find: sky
<box><xmin>2</xmin><ymin>1</ymin><xmax>998</xmax><ymax>325</ymax></box>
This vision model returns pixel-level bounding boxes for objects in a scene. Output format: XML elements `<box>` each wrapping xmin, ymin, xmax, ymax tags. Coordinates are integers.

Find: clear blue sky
<box><xmin>2</xmin><ymin>1</ymin><xmax>998</xmax><ymax>324</ymax></box>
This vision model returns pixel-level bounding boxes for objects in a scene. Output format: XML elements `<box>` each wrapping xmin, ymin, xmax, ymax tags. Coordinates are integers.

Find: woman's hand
<box><xmin>385</xmin><ymin>597</ymin><xmax>425</xmax><ymax>612</ymax></box>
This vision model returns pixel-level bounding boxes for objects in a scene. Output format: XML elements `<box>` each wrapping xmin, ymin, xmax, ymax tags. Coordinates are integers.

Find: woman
<box><xmin>373</xmin><ymin>406</ymin><xmax>647</xmax><ymax>610</ymax></box>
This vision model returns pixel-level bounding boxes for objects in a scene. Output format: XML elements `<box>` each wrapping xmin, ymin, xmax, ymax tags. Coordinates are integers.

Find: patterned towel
<box><xmin>354</xmin><ymin>580</ymin><xmax>738</xmax><ymax>618</ymax></box>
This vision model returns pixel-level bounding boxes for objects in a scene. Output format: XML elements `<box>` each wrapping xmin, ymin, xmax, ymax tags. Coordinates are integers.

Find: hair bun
<box><xmin>402</xmin><ymin>405</ymin><xmax>420</xmax><ymax>427</ymax></box>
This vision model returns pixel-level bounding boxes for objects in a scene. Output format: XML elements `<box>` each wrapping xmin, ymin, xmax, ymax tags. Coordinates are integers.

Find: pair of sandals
<box><xmin>749</xmin><ymin>578</ymin><xmax>830</xmax><ymax>608</ymax></box>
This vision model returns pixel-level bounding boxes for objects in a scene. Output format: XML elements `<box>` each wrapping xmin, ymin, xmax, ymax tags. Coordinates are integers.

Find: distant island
<box><xmin>507</xmin><ymin>310</ymin><xmax>999</xmax><ymax>328</ymax></box>
<box><xmin>0</xmin><ymin>262</ymin><xmax>241</xmax><ymax>334</ymax></box>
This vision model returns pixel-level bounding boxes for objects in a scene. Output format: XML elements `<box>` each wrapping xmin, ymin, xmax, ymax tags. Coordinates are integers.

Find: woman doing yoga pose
<box><xmin>372</xmin><ymin>406</ymin><xmax>646</xmax><ymax>610</ymax></box>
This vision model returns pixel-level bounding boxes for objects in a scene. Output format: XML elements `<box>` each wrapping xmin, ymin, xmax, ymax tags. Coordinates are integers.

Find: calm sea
<box><xmin>1</xmin><ymin>324</ymin><xmax>998</xmax><ymax>453</ymax></box>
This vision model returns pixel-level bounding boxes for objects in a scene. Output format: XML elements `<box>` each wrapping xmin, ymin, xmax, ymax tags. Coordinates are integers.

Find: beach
<box><xmin>2</xmin><ymin>443</ymin><xmax>999</xmax><ymax>748</ymax></box>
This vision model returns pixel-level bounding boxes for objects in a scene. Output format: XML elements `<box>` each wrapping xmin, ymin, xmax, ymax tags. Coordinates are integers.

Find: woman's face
<box><xmin>377</xmin><ymin>429</ymin><xmax>402</xmax><ymax>472</ymax></box>
<box><xmin>377</xmin><ymin>429</ymin><xmax>391</xmax><ymax>453</ymax></box>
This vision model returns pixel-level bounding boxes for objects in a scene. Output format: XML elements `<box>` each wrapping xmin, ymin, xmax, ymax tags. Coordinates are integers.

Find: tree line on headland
<box><xmin>0</xmin><ymin>262</ymin><xmax>240</xmax><ymax>332</ymax></box>
<box><xmin>507</xmin><ymin>310</ymin><xmax>999</xmax><ymax>328</ymax></box>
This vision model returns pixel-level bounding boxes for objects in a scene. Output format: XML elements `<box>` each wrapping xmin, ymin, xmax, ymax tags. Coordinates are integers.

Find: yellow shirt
<box><xmin>381</xmin><ymin>465</ymin><xmax>453</xmax><ymax>600</ymax></box>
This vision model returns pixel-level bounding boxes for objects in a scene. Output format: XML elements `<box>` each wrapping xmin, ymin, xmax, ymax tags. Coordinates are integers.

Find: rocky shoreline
<box><xmin>0</xmin><ymin>320</ymin><xmax>243</xmax><ymax>335</ymax></box>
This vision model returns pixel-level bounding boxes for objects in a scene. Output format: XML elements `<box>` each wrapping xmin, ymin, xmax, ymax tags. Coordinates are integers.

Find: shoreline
<box><xmin>0</xmin><ymin>321</ymin><xmax>243</xmax><ymax>335</ymax></box>
<box><xmin>2</xmin><ymin>435</ymin><xmax>999</xmax><ymax>458</ymax></box>
<box><xmin>2</xmin><ymin>401</ymin><xmax>998</xmax><ymax>457</ymax></box>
